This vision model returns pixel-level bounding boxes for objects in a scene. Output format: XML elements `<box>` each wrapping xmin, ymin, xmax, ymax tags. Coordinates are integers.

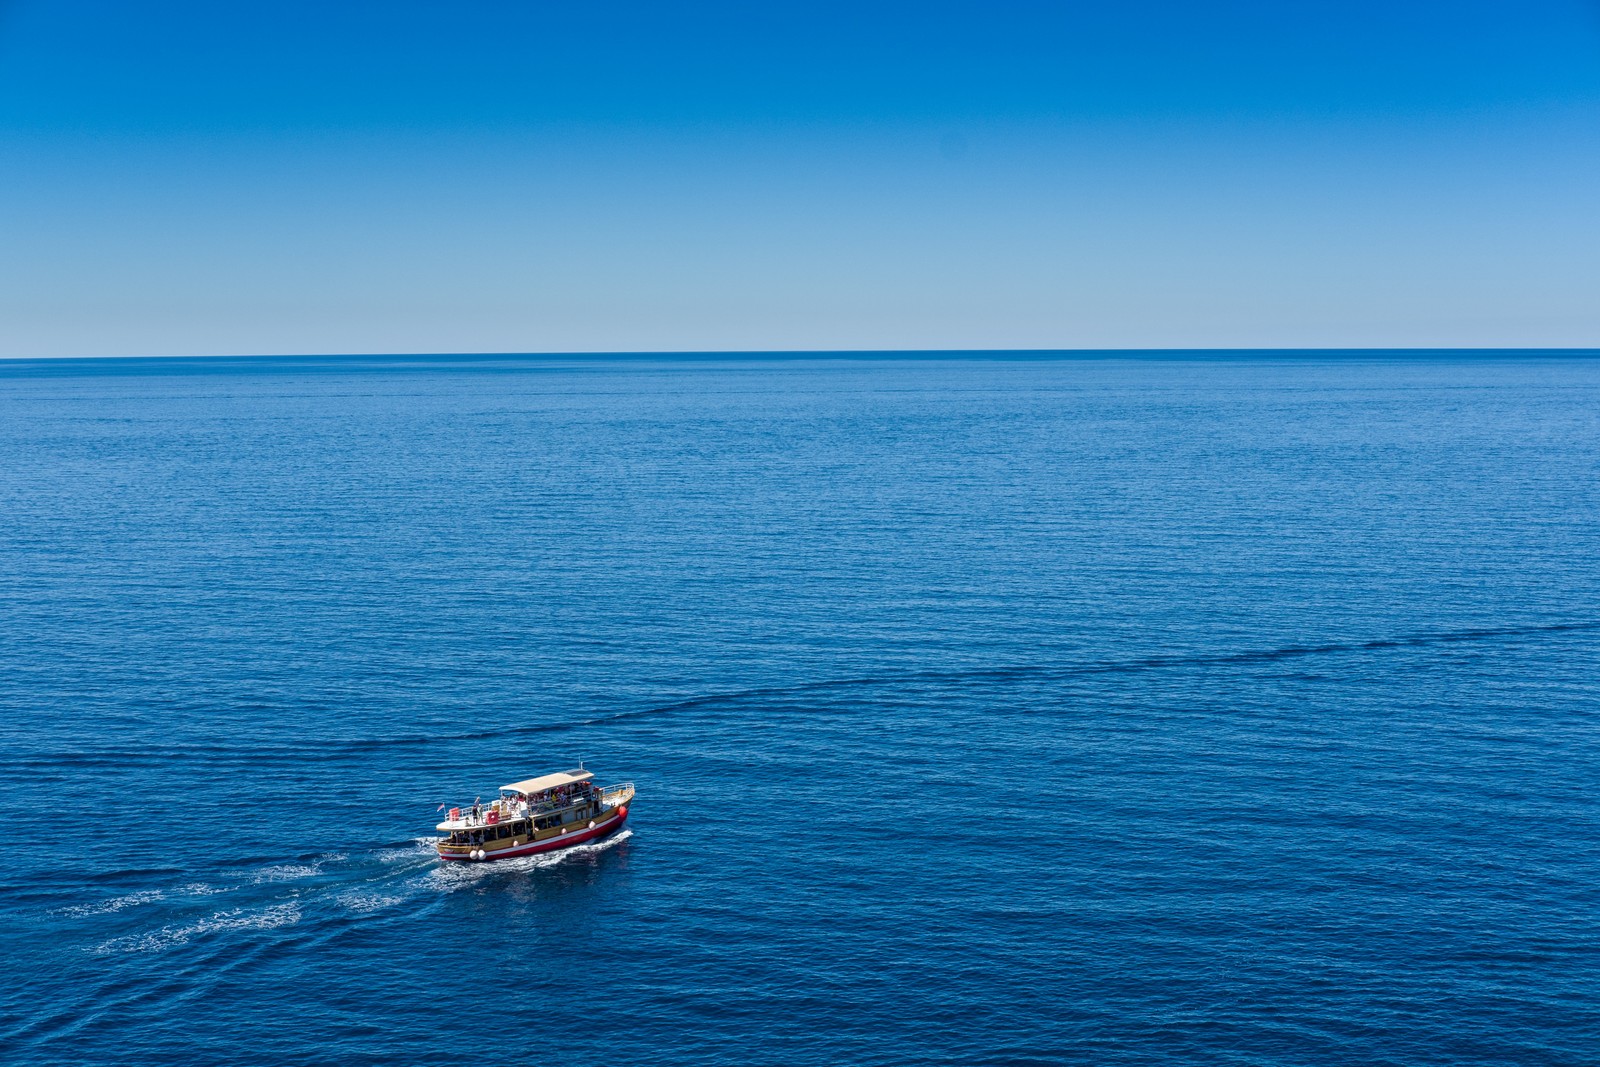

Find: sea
<box><xmin>1</xmin><ymin>352</ymin><xmax>1597</xmax><ymax>1066</ymax></box>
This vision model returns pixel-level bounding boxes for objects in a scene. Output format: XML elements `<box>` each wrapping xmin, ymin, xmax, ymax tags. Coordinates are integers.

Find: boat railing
<box><xmin>448</xmin><ymin>794</ymin><xmax>603</xmax><ymax>827</ymax></box>
<box><xmin>600</xmin><ymin>781</ymin><xmax>635</xmax><ymax>799</ymax></box>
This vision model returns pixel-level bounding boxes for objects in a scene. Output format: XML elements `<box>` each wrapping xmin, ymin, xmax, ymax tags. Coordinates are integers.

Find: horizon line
<box><xmin>5</xmin><ymin>346</ymin><xmax>1600</xmax><ymax>364</ymax></box>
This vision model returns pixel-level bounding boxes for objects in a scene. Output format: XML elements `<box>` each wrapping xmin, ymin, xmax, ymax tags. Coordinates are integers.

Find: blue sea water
<box><xmin>1</xmin><ymin>353</ymin><xmax>1598</xmax><ymax>1066</ymax></box>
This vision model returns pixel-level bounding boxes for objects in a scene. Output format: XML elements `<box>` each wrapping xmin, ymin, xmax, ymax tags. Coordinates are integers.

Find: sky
<box><xmin>2</xmin><ymin>0</ymin><xmax>1599</xmax><ymax>356</ymax></box>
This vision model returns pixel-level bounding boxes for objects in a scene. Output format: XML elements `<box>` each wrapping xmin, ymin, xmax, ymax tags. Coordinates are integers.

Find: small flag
<box><xmin>437</xmin><ymin>804</ymin><xmax>447</xmax><ymax>812</ymax></box>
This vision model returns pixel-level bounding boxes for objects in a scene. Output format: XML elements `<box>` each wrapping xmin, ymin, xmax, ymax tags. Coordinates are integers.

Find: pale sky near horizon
<box><xmin>3</xmin><ymin>1</ymin><xmax>1599</xmax><ymax>357</ymax></box>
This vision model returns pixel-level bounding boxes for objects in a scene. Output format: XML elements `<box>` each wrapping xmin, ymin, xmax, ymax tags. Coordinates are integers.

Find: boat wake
<box><xmin>73</xmin><ymin>829</ymin><xmax>632</xmax><ymax>957</ymax></box>
<box><xmin>94</xmin><ymin>902</ymin><xmax>303</xmax><ymax>955</ymax></box>
<box><xmin>18</xmin><ymin>621</ymin><xmax>1596</xmax><ymax>771</ymax></box>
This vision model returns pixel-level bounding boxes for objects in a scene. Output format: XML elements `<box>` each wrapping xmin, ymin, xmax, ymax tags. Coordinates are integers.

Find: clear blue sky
<box><xmin>2</xmin><ymin>0</ymin><xmax>1598</xmax><ymax>356</ymax></box>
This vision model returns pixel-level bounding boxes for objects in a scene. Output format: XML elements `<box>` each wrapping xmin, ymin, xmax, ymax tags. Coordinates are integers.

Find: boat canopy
<box><xmin>500</xmin><ymin>769</ymin><xmax>594</xmax><ymax>794</ymax></box>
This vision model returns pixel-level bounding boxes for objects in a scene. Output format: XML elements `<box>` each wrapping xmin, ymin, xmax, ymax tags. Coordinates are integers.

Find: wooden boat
<box><xmin>436</xmin><ymin>767</ymin><xmax>634</xmax><ymax>862</ymax></box>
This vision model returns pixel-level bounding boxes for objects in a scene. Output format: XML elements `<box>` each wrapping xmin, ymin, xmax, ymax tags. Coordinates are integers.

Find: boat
<box><xmin>436</xmin><ymin>767</ymin><xmax>634</xmax><ymax>862</ymax></box>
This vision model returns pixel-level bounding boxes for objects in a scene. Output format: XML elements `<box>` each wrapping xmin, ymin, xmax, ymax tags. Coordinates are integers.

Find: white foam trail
<box><xmin>248</xmin><ymin>862</ymin><xmax>323</xmax><ymax>884</ymax></box>
<box><xmin>93</xmin><ymin>902</ymin><xmax>302</xmax><ymax>955</ymax></box>
<box><xmin>54</xmin><ymin>889</ymin><xmax>166</xmax><ymax>918</ymax></box>
<box><xmin>58</xmin><ymin>879</ymin><xmax>229</xmax><ymax>920</ymax></box>
<box><xmin>376</xmin><ymin>840</ymin><xmax>439</xmax><ymax>865</ymax></box>
<box><xmin>336</xmin><ymin>891</ymin><xmax>407</xmax><ymax>914</ymax></box>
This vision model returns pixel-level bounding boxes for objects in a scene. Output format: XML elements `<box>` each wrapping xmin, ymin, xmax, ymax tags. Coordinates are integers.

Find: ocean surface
<box><xmin>2</xmin><ymin>352</ymin><xmax>1597</xmax><ymax>1066</ymax></box>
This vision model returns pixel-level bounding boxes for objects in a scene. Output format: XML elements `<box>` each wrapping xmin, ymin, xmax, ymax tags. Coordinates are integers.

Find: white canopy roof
<box><xmin>500</xmin><ymin>769</ymin><xmax>593</xmax><ymax>794</ymax></box>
